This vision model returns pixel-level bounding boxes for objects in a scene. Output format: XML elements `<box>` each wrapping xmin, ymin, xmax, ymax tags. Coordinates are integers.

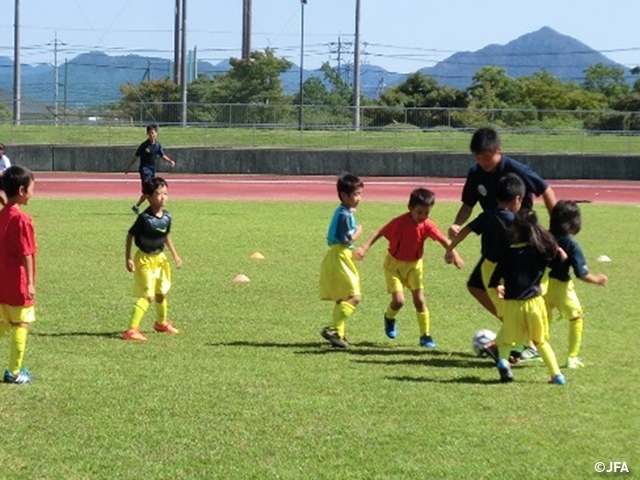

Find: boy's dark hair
<box><xmin>1</xmin><ymin>165</ymin><xmax>34</xmax><ymax>197</ymax></box>
<box><xmin>336</xmin><ymin>173</ymin><xmax>363</xmax><ymax>198</ymax></box>
<box><xmin>549</xmin><ymin>200</ymin><xmax>582</xmax><ymax>236</ymax></box>
<box><xmin>510</xmin><ymin>208</ymin><xmax>558</xmax><ymax>262</ymax></box>
<box><xmin>142</xmin><ymin>177</ymin><xmax>168</xmax><ymax>196</ymax></box>
<box><xmin>409</xmin><ymin>187</ymin><xmax>435</xmax><ymax>208</ymax></box>
<box><xmin>146</xmin><ymin>123</ymin><xmax>159</xmax><ymax>133</ymax></box>
<box><xmin>496</xmin><ymin>173</ymin><xmax>525</xmax><ymax>204</ymax></box>
<box><xmin>470</xmin><ymin>127</ymin><xmax>501</xmax><ymax>154</ymax></box>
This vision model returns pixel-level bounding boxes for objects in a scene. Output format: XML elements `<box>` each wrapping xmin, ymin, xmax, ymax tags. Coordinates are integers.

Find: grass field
<box><xmin>1</xmin><ymin>124</ymin><xmax>640</xmax><ymax>155</ymax></box>
<box><xmin>0</xmin><ymin>197</ymin><xmax>637</xmax><ymax>479</ymax></box>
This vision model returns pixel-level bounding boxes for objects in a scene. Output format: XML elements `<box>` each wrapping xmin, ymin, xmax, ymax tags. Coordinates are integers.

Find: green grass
<box><xmin>0</xmin><ymin>198</ymin><xmax>637</xmax><ymax>479</ymax></box>
<box><xmin>1</xmin><ymin>124</ymin><xmax>640</xmax><ymax>154</ymax></box>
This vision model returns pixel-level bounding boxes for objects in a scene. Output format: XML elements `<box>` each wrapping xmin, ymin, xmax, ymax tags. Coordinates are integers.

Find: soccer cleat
<box><xmin>384</xmin><ymin>315</ymin><xmax>397</xmax><ymax>339</ymax></box>
<box><xmin>518</xmin><ymin>346</ymin><xmax>543</xmax><ymax>363</ymax></box>
<box><xmin>3</xmin><ymin>368</ymin><xmax>34</xmax><ymax>384</ymax></box>
<box><xmin>496</xmin><ymin>359</ymin><xmax>514</xmax><ymax>383</ymax></box>
<box><xmin>122</xmin><ymin>329</ymin><xmax>148</xmax><ymax>341</ymax></box>
<box><xmin>131</xmin><ymin>204</ymin><xmax>140</xmax><ymax>214</ymax></box>
<box><xmin>566</xmin><ymin>357</ymin><xmax>584</xmax><ymax>369</ymax></box>
<box><xmin>419</xmin><ymin>334</ymin><xmax>437</xmax><ymax>349</ymax></box>
<box><xmin>153</xmin><ymin>321</ymin><xmax>179</xmax><ymax>334</ymax></box>
<box><xmin>320</xmin><ymin>327</ymin><xmax>350</xmax><ymax>349</ymax></box>
<box><xmin>549</xmin><ymin>374</ymin><xmax>566</xmax><ymax>385</ymax></box>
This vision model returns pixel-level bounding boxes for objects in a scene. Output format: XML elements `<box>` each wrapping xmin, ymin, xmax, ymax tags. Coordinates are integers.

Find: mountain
<box><xmin>420</xmin><ymin>27</ymin><xmax>627</xmax><ymax>89</ymax></box>
<box><xmin>0</xmin><ymin>27</ymin><xmax>632</xmax><ymax>106</ymax></box>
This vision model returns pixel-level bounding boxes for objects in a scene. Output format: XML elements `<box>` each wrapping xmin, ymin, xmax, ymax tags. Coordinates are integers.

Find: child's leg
<box><xmin>128</xmin><ymin>297</ymin><xmax>150</xmax><ymax>330</ymax></box>
<box><xmin>567</xmin><ymin>316</ymin><xmax>584</xmax><ymax>359</ymax></box>
<box><xmin>385</xmin><ymin>291</ymin><xmax>404</xmax><ymax>320</ymax></box>
<box><xmin>155</xmin><ymin>294</ymin><xmax>168</xmax><ymax>324</ymax></box>
<box><xmin>533</xmin><ymin>340</ymin><xmax>562</xmax><ymax>377</ymax></box>
<box><xmin>8</xmin><ymin>323</ymin><xmax>28</xmax><ymax>375</ymax></box>
<box><xmin>411</xmin><ymin>289</ymin><xmax>429</xmax><ymax>336</ymax></box>
<box><xmin>330</xmin><ymin>297</ymin><xmax>359</xmax><ymax>338</ymax></box>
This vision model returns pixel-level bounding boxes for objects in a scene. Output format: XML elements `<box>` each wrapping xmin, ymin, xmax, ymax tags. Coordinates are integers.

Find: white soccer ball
<box><xmin>471</xmin><ymin>329</ymin><xmax>496</xmax><ymax>357</ymax></box>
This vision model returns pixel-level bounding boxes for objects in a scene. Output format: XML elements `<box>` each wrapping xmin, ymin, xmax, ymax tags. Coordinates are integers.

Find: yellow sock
<box><xmin>129</xmin><ymin>298</ymin><xmax>150</xmax><ymax>330</ymax></box>
<box><xmin>537</xmin><ymin>341</ymin><xmax>561</xmax><ymax>376</ymax></box>
<box><xmin>331</xmin><ymin>301</ymin><xmax>356</xmax><ymax>338</ymax></box>
<box><xmin>416</xmin><ymin>309</ymin><xmax>430</xmax><ymax>336</ymax></box>
<box><xmin>568</xmin><ymin>317</ymin><xmax>583</xmax><ymax>358</ymax></box>
<box><xmin>9</xmin><ymin>326</ymin><xmax>28</xmax><ymax>375</ymax></box>
<box><xmin>155</xmin><ymin>299</ymin><xmax>168</xmax><ymax>324</ymax></box>
<box><xmin>497</xmin><ymin>343</ymin><xmax>512</xmax><ymax>362</ymax></box>
<box><xmin>385</xmin><ymin>305</ymin><xmax>399</xmax><ymax>319</ymax></box>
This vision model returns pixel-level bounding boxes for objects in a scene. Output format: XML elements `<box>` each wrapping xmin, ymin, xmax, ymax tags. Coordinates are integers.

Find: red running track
<box><xmin>33</xmin><ymin>172</ymin><xmax>640</xmax><ymax>204</ymax></box>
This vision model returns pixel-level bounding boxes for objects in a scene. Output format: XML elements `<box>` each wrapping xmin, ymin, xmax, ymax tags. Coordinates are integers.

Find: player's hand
<box><xmin>126</xmin><ymin>259</ymin><xmax>135</xmax><ymax>272</ymax></box>
<box><xmin>448</xmin><ymin>224</ymin><xmax>460</xmax><ymax>239</ymax></box>
<box><xmin>169</xmin><ymin>160</ymin><xmax>176</xmax><ymax>168</ymax></box>
<box><xmin>353</xmin><ymin>247</ymin><xmax>366</xmax><ymax>261</ymax></box>
<box><xmin>596</xmin><ymin>273</ymin><xmax>608</xmax><ymax>286</ymax></box>
<box><xmin>175</xmin><ymin>256</ymin><xmax>183</xmax><ymax>268</ymax></box>
<box><xmin>496</xmin><ymin>285</ymin><xmax>505</xmax><ymax>299</ymax></box>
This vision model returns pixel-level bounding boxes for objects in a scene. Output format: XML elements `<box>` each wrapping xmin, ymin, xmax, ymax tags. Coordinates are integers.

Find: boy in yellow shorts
<box><xmin>355</xmin><ymin>188</ymin><xmax>463</xmax><ymax>348</ymax></box>
<box><xmin>122</xmin><ymin>177</ymin><xmax>183</xmax><ymax>341</ymax></box>
<box><xmin>0</xmin><ymin>166</ymin><xmax>37</xmax><ymax>384</ymax></box>
<box><xmin>319</xmin><ymin>173</ymin><xmax>364</xmax><ymax>349</ymax></box>
<box><xmin>545</xmin><ymin>200</ymin><xmax>607</xmax><ymax>368</ymax></box>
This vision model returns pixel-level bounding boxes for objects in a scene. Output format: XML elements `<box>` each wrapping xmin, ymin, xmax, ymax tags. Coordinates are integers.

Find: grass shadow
<box><xmin>32</xmin><ymin>331</ymin><xmax>124</xmax><ymax>339</ymax></box>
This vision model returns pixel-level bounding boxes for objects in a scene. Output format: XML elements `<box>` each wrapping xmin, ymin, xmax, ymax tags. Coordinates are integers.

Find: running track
<box><xmin>34</xmin><ymin>172</ymin><xmax>640</xmax><ymax>204</ymax></box>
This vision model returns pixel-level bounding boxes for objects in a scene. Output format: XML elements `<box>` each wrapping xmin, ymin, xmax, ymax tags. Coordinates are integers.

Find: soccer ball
<box><xmin>471</xmin><ymin>329</ymin><xmax>496</xmax><ymax>357</ymax></box>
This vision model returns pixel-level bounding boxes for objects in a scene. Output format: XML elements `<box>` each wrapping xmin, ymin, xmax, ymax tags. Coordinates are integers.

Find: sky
<box><xmin>1</xmin><ymin>0</ymin><xmax>639</xmax><ymax>74</ymax></box>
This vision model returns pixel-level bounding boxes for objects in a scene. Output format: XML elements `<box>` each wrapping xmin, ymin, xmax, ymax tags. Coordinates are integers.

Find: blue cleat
<box><xmin>419</xmin><ymin>334</ymin><xmax>437</xmax><ymax>348</ymax></box>
<box><xmin>549</xmin><ymin>374</ymin><xmax>566</xmax><ymax>385</ymax></box>
<box><xmin>496</xmin><ymin>359</ymin><xmax>514</xmax><ymax>383</ymax></box>
<box><xmin>384</xmin><ymin>316</ymin><xmax>397</xmax><ymax>339</ymax></box>
<box><xmin>4</xmin><ymin>368</ymin><xmax>34</xmax><ymax>384</ymax></box>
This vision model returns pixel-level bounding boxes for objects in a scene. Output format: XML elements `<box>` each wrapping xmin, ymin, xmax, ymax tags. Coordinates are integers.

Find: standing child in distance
<box><xmin>355</xmin><ymin>188</ymin><xmax>463</xmax><ymax>348</ymax></box>
<box><xmin>124</xmin><ymin>123</ymin><xmax>175</xmax><ymax>214</ymax></box>
<box><xmin>122</xmin><ymin>177</ymin><xmax>183</xmax><ymax>342</ymax></box>
<box><xmin>544</xmin><ymin>200</ymin><xmax>607</xmax><ymax>368</ymax></box>
<box><xmin>489</xmin><ymin>209</ymin><xmax>567</xmax><ymax>385</ymax></box>
<box><xmin>0</xmin><ymin>166</ymin><xmax>37</xmax><ymax>384</ymax></box>
<box><xmin>319</xmin><ymin>173</ymin><xmax>364</xmax><ymax>349</ymax></box>
<box><xmin>0</xmin><ymin>143</ymin><xmax>13</xmax><ymax>206</ymax></box>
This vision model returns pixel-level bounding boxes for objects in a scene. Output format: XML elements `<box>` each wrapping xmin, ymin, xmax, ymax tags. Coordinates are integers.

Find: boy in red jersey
<box><xmin>0</xmin><ymin>166</ymin><xmax>37</xmax><ymax>384</ymax></box>
<box><xmin>355</xmin><ymin>188</ymin><xmax>463</xmax><ymax>347</ymax></box>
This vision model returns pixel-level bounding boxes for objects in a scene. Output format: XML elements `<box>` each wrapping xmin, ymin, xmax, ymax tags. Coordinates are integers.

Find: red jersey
<box><xmin>380</xmin><ymin>213</ymin><xmax>446</xmax><ymax>262</ymax></box>
<box><xmin>0</xmin><ymin>205</ymin><xmax>37</xmax><ymax>306</ymax></box>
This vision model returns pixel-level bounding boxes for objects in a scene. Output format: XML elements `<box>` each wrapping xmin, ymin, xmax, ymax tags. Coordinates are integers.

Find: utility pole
<box><xmin>242</xmin><ymin>0</ymin><xmax>252</xmax><ymax>61</ymax></box>
<box><xmin>49</xmin><ymin>33</ymin><xmax>66</xmax><ymax>125</ymax></box>
<box><xmin>180</xmin><ymin>0</ymin><xmax>188</xmax><ymax>126</ymax></box>
<box><xmin>353</xmin><ymin>0</ymin><xmax>361</xmax><ymax>130</ymax></box>
<box><xmin>174</xmin><ymin>0</ymin><xmax>181</xmax><ymax>84</ymax></box>
<box><xmin>13</xmin><ymin>0</ymin><xmax>20</xmax><ymax>125</ymax></box>
<box><xmin>298</xmin><ymin>0</ymin><xmax>307</xmax><ymax>131</ymax></box>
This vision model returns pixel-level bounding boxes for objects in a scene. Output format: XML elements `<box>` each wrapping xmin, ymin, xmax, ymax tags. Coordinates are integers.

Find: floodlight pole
<box><xmin>13</xmin><ymin>0</ymin><xmax>20</xmax><ymax>125</ymax></box>
<box><xmin>180</xmin><ymin>0</ymin><xmax>188</xmax><ymax>126</ymax></box>
<box><xmin>352</xmin><ymin>0</ymin><xmax>361</xmax><ymax>131</ymax></box>
<box><xmin>298</xmin><ymin>0</ymin><xmax>307</xmax><ymax>131</ymax></box>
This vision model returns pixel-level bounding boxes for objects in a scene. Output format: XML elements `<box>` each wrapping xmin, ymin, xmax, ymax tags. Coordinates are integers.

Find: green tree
<box><xmin>0</xmin><ymin>101</ymin><xmax>10</xmax><ymax>121</ymax></box>
<box><xmin>118</xmin><ymin>78</ymin><xmax>180</xmax><ymax>123</ymax></box>
<box><xmin>582</xmin><ymin>63</ymin><xmax>630</xmax><ymax>105</ymax></box>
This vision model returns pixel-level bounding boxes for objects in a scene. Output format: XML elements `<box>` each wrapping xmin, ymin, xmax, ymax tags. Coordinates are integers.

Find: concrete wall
<box><xmin>7</xmin><ymin>145</ymin><xmax>640</xmax><ymax>180</ymax></box>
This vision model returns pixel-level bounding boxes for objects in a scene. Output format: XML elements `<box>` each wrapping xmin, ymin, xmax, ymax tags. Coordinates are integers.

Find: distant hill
<box><xmin>0</xmin><ymin>26</ymin><xmax>631</xmax><ymax>106</ymax></box>
<box><xmin>420</xmin><ymin>27</ymin><xmax>629</xmax><ymax>89</ymax></box>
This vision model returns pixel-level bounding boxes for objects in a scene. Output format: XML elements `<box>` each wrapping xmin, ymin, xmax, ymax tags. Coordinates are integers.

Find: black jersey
<box><xmin>468</xmin><ymin>207</ymin><xmax>514</xmax><ymax>263</ymax></box>
<box><xmin>549</xmin><ymin>234</ymin><xmax>589</xmax><ymax>282</ymax></box>
<box><xmin>129</xmin><ymin>208</ymin><xmax>172</xmax><ymax>254</ymax></box>
<box><xmin>135</xmin><ymin>139</ymin><xmax>166</xmax><ymax>175</ymax></box>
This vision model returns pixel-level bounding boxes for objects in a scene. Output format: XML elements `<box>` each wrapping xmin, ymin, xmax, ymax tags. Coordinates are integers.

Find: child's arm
<box><xmin>23</xmin><ymin>254</ymin><xmax>35</xmax><ymax>300</ymax></box>
<box><xmin>578</xmin><ymin>272</ymin><xmax>607</xmax><ymax>286</ymax></box>
<box><xmin>353</xmin><ymin>228</ymin><xmax>382</xmax><ymax>260</ymax></box>
<box><xmin>162</xmin><ymin>154</ymin><xmax>176</xmax><ymax>168</ymax></box>
<box><xmin>165</xmin><ymin>234</ymin><xmax>183</xmax><ymax>268</ymax></box>
<box><xmin>445</xmin><ymin>225</ymin><xmax>472</xmax><ymax>253</ymax></box>
<box><xmin>125</xmin><ymin>233</ymin><xmax>135</xmax><ymax>272</ymax></box>
<box><xmin>438</xmin><ymin>237</ymin><xmax>464</xmax><ymax>269</ymax></box>
<box><xmin>124</xmin><ymin>155</ymin><xmax>138</xmax><ymax>174</ymax></box>
<box><xmin>448</xmin><ymin>204</ymin><xmax>473</xmax><ymax>239</ymax></box>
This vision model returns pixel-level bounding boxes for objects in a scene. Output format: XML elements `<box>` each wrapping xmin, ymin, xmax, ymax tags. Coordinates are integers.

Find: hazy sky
<box><xmin>1</xmin><ymin>0</ymin><xmax>639</xmax><ymax>73</ymax></box>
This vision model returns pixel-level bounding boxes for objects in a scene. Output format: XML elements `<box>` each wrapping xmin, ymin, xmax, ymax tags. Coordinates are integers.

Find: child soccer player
<box><xmin>122</xmin><ymin>177</ymin><xmax>183</xmax><ymax>342</ymax></box>
<box><xmin>0</xmin><ymin>165</ymin><xmax>36</xmax><ymax>384</ymax></box>
<box><xmin>124</xmin><ymin>123</ymin><xmax>175</xmax><ymax>214</ymax></box>
<box><xmin>319</xmin><ymin>173</ymin><xmax>364</xmax><ymax>349</ymax></box>
<box><xmin>489</xmin><ymin>209</ymin><xmax>567</xmax><ymax>385</ymax></box>
<box><xmin>354</xmin><ymin>188</ymin><xmax>463</xmax><ymax>348</ymax></box>
<box><xmin>0</xmin><ymin>143</ymin><xmax>12</xmax><ymax>206</ymax></box>
<box><xmin>544</xmin><ymin>200</ymin><xmax>607</xmax><ymax>368</ymax></box>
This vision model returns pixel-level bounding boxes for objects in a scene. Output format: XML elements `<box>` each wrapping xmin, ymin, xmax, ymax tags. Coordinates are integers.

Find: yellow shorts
<box><xmin>132</xmin><ymin>250</ymin><xmax>172</xmax><ymax>298</ymax></box>
<box><xmin>480</xmin><ymin>259</ymin><xmax>504</xmax><ymax>318</ymax></box>
<box><xmin>383</xmin><ymin>254</ymin><xmax>424</xmax><ymax>293</ymax></box>
<box><xmin>0</xmin><ymin>304</ymin><xmax>36</xmax><ymax>325</ymax></box>
<box><xmin>499</xmin><ymin>295</ymin><xmax>549</xmax><ymax>345</ymax></box>
<box><xmin>319</xmin><ymin>244</ymin><xmax>361</xmax><ymax>302</ymax></box>
<box><xmin>544</xmin><ymin>278</ymin><xmax>582</xmax><ymax>321</ymax></box>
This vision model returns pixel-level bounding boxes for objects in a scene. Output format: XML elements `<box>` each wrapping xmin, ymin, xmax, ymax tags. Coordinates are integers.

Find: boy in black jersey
<box><xmin>122</xmin><ymin>177</ymin><xmax>183</xmax><ymax>341</ymax></box>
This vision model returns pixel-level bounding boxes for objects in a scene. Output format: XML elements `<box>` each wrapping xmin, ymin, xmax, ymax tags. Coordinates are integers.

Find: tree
<box><xmin>582</xmin><ymin>63</ymin><xmax>630</xmax><ymax>105</ymax></box>
<box><xmin>118</xmin><ymin>78</ymin><xmax>180</xmax><ymax>123</ymax></box>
